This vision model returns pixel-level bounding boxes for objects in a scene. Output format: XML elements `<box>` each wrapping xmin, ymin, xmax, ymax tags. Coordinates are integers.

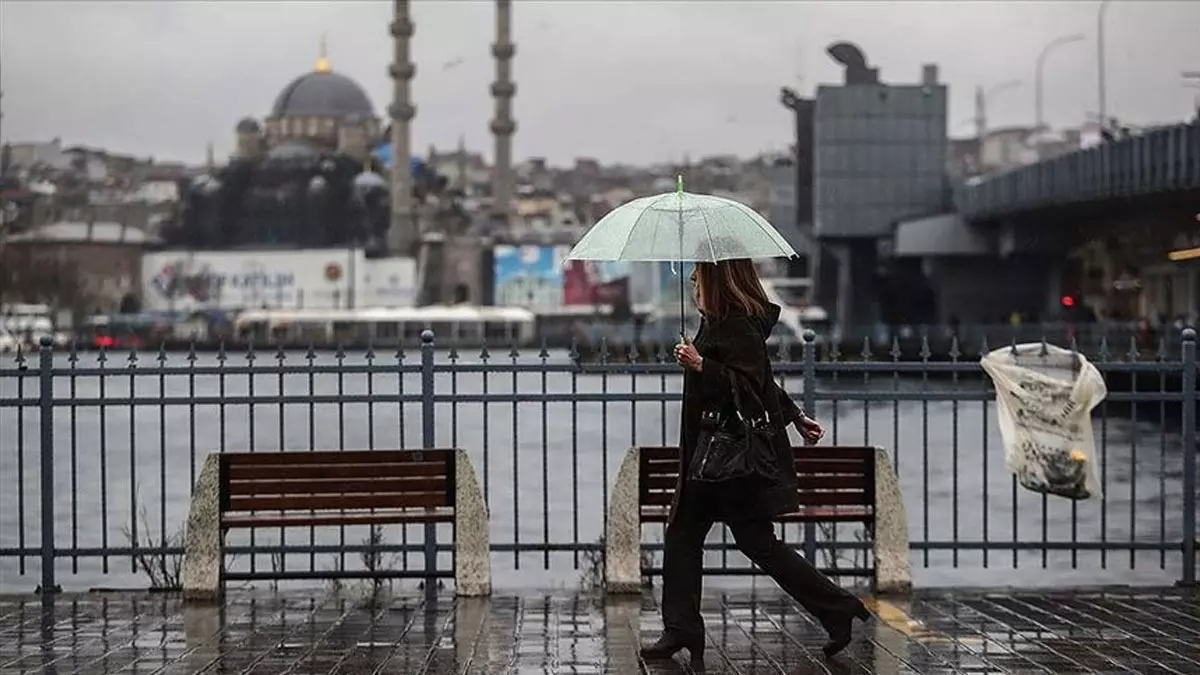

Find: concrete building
<box><xmin>0</xmin><ymin>221</ymin><xmax>155</xmax><ymax>314</ymax></box>
<box><xmin>809</xmin><ymin>43</ymin><xmax>948</xmax><ymax>327</ymax></box>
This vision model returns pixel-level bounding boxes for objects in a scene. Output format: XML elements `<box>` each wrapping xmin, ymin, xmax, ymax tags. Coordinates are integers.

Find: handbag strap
<box><xmin>727</xmin><ymin>369</ymin><xmax>772</xmax><ymax>424</ymax></box>
<box><xmin>723</xmin><ymin>315</ymin><xmax>774</xmax><ymax>424</ymax></box>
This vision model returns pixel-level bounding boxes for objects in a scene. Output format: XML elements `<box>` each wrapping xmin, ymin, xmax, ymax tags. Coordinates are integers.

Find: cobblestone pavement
<box><xmin>0</xmin><ymin>586</ymin><xmax>1197</xmax><ymax>674</ymax></box>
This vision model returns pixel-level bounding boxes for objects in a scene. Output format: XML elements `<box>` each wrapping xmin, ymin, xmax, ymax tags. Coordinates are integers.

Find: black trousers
<box><xmin>660</xmin><ymin>484</ymin><xmax>863</xmax><ymax>638</ymax></box>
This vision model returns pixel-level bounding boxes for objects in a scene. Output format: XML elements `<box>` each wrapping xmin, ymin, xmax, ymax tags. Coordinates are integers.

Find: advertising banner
<box><xmin>492</xmin><ymin>244</ymin><xmax>693</xmax><ymax>311</ymax></box>
<box><xmin>142</xmin><ymin>249</ymin><xmax>416</xmax><ymax>313</ymax></box>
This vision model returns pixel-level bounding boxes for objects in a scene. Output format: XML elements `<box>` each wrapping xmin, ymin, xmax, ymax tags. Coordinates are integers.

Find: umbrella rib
<box><xmin>613</xmin><ymin>209</ymin><xmax>642</xmax><ymax>261</ymax></box>
<box><xmin>618</xmin><ymin>193</ymin><xmax>675</xmax><ymax>261</ymax></box>
<box><xmin>697</xmin><ymin>199</ymin><xmax>718</xmax><ymax>262</ymax></box>
<box><xmin>729</xmin><ymin>199</ymin><xmax>794</xmax><ymax>255</ymax></box>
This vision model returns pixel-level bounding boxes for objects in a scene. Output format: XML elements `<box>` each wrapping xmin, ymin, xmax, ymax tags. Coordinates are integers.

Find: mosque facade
<box><xmin>161</xmin><ymin>43</ymin><xmax>443</xmax><ymax>255</ymax></box>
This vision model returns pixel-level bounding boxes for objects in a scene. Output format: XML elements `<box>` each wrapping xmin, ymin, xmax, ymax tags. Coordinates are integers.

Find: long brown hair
<box><xmin>694</xmin><ymin>258</ymin><xmax>769</xmax><ymax>320</ymax></box>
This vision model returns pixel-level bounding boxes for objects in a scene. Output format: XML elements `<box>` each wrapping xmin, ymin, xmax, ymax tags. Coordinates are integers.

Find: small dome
<box><xmin>272</xmin><ymin>70</ymin><xmax>374</xmax><ymax>118</ymax></box>
<box><xmin>236</xmin><ymin>117</ymin><xmax>261</xmax><ymax>133</ymax></box>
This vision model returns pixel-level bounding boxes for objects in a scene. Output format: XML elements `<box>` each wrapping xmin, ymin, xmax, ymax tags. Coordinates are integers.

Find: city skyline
<box><xmin>1</xmin><ymin>0</ymin><xmax>1197</xmax><ymax>167</ymax></box>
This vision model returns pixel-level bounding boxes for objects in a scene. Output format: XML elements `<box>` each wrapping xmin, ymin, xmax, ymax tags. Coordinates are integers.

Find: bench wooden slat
<box><xmin>640</xmin><ymin>447</ymin><xmax>679</xmax><ymax>460</ymax></box>
<box><xmin>644</xmin><ymin>474</ymin><xmax>869</xmax><ymax>491</ymax></box>
<box><xmin>641</xmin><ymin>489</ymin><xmax>869</xmax><ymax>508</ymax></box>
<box><xmin>636</xmin><ymin>446</ymin><xmax>877</xmax><ymax>523</ymax></box>
<box><xmin>795</xmin><ymin>491</ymin><xmax>870</xmax><ymax>506</ymax></box>
<box><xmin>794</xmin><ymin>447</ymin><xmax>875</xmax><ymax>460</ymax></box>
<box><xmin>793</xmin><ymin>459</ymin><xmax>871</xmax><ymax>475</ymax></box>
<box><xmin>640</xmin><ymin>490</ymin><xmax>675</xmax><ymax>506</ymax></box>
<box><xmin>221</xmin><ymin>450</ymin><xmax>449</xmax><ymax>466</ymax></box>
<box><xmin>227</xmin><ymin>461</ymin><xmax>449</xmax><ymax>481</ymax></box>
<box><xmin>776</xmin><ymin>505</ymin><xmax>874</xmax><ymax>521</ymax></box>
<box><xmin>799</xmin><ymin>475</ymin><xmax>870</xmax><ymax>490</ymax></box>
<box><xmin>226</xmin><ymin>476</ymin><xmax>447</xmax><ymax>496</ymax></box>
<box><xmin>227</xmin><ymin>492</ymin><xmax>448</xmax><ymax>513</ymax></box>
<box><xmin>640</xmin><ymin>505</ymin><xmax>874</xmax><ymax>523</ymax></box>
<box><xmin>643</xmin><ymin>475</ymin><xmax>679</xmax><ymax>490</ymax></box>
<box><xmin>222</xmin><ymin>509</ymin><xmax>455</xmax><ymax>529</ymax></box>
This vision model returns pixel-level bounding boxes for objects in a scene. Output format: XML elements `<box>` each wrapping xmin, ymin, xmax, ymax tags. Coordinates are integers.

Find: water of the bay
<box><xmin>0</xmin><ymin>350</ymin><xmax>1190</xmax><ymax>593</ymax></box>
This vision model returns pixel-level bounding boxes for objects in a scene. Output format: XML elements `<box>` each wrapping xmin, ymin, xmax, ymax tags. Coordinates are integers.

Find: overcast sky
<box><xmin>1</xmin><ymin>1</ymin><xmax>1197</xmax><ymax>167</ymax></box>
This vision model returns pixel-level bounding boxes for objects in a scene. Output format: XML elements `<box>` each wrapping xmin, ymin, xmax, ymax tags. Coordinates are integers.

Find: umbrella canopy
<box><xmin>566</xmin><ymin>178</ymin><xmax>797</xmax><ymax>263</ymax></box>
<box><xmin>565</xmin><ymin>177</ymin><xmax>797</xmax><ymax>340</ymax></box>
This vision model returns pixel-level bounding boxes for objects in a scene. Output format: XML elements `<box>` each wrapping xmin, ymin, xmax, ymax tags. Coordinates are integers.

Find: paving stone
<box><xmin>0</xmin><ymin>586</ymin><xmax>1195</xmax><ymax>674</ymax></box>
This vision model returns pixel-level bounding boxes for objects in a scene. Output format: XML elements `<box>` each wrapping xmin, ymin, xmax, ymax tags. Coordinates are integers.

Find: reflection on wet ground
<box><xmin>0</xmin><ymin>586</ymin><xmax>1197</xmax><ymax>674</ymax></box>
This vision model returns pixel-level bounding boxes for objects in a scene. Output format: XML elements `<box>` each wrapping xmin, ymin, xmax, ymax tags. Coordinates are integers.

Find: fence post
<box><xmin>1181</xmin><ymin>328</ymin><xmax>1196</xmax><ymax>586</ymax></box>
<box><xmin>420</xmin><ymin>330</ymin><xmax>438</xmax><ymax>587</ymax></box>
<box><xmin>37</xmin><ymin>336</ymin><xmax>59</xmax><ymax>595</ymax></box>
<box><xmin>801</xmin><ymin>329</ymin><xmax>818</xmax><ymax>563</ymax></box>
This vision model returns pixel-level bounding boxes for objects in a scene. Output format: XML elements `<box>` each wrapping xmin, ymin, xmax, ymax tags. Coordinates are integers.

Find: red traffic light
<box><xmin>1061</xmin><ymin>295</ymin><xmax>1076</xmax><ymax>308</ymax></box>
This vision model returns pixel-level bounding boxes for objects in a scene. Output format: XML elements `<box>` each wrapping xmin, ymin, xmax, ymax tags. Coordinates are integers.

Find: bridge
<box><xmin>894</xmin><ymin>121</ymin><xmax>1200</xmax><ymax>326</ymax></box>
<box><xmin>955</xmin><ymin>121</ymin><xmax>1200</xmax><ymax>222</ymax></box>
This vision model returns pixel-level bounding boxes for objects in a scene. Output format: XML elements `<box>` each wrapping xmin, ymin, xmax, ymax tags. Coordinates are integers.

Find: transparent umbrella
<box><xmin>565</xmin><ymin>176</ymin><xmax>797</xmax><ymax>336</ymax></box>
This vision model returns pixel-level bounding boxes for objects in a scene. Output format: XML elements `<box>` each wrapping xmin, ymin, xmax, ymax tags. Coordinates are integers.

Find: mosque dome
<box><xmin>236</xmin><ymin>117</ymin><xmax>261</xmax><ymax>133</ymax></box>
<box><xmin>271</xmin><ymin>44</ymin><xmax>374</xmax><ymax>119</ymax></box>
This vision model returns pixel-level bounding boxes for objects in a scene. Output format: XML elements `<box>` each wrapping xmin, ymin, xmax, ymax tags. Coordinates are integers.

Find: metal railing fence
<box><xmin>0</xmin><ymin>328</ymin><xmax>1195</xmax><ymax>593</ymax></box>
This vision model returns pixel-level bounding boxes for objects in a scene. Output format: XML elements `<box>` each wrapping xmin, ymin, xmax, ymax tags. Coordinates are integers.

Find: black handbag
<box><xmin>687</xmin><ymin>371</ymin><xmax>779</xmax><ymax>483</ymax></box>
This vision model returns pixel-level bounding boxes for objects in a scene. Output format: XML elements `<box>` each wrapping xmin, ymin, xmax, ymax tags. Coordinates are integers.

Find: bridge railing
<box><xmin>0</xmin><ymin>329</ymin><xmax>1195</xmax><ymax>594</ymax></box>
<box><xmin>957</xmin><ymin>121</ymin><xmax>1200</xmax><ymax>220</ymax></box>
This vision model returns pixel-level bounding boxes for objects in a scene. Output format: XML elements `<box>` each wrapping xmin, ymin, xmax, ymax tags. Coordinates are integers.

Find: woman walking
<box><xmin>641</xmin><ymin>258</ymin><xmax>870</xmax><ymax>665</ymax></box>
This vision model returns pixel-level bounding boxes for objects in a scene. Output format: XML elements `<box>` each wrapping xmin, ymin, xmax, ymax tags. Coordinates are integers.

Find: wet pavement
<box><xmin>0</xmin><ymin>585</ymin><xmax>1197</xmax><ymax>674</ymax></box>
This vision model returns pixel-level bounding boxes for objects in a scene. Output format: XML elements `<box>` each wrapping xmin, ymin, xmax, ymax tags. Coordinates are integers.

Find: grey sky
<box><xmin>2</xmin><ymin>1</ymin><xmax>1197</xmax><ymax>167</ymax></box>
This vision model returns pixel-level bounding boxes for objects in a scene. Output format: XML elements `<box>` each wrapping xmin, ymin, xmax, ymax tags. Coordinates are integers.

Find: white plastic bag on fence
<box><xmin>980</xmin><ymin>342</ymin><xmax>1107</xmax><ymax>500</ymax></box>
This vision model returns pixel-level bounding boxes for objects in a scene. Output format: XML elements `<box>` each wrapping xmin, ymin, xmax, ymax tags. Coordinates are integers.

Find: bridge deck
<box><xmin>1</xmin><ymin>586</ymin><xmax>1197</xmax><ymax>674</ymax></box>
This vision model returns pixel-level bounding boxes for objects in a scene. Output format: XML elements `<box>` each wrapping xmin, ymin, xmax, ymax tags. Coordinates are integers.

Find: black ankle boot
<box><xmin>640</xmin><ymin>632</ymin><xmax>705</xmax><ymax>663</ymax></box>
<box><xmin>822</xmin><ymin>603</ymin><xmax>870</xmax><ymax>658</ymax></box>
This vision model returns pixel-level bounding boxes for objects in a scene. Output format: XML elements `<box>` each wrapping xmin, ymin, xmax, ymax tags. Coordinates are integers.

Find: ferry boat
<box><xmin>232</xmin><ymin>305</ymin><xmax>538</xmax><ymax>348</ymax></box>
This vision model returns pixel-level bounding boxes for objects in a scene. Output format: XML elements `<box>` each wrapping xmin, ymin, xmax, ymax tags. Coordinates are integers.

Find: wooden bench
<box><xmin>182</xmin><ymin>448</ymin><xmax>491</xmax><ymax>601</ymax></box>
<box><xmin>604</xmin><ymin>445</ymin><xmax>911</xmax><ymax>595</ymax></box>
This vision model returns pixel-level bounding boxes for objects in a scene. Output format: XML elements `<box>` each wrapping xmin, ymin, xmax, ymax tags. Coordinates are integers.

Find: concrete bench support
<box><xmin>604</xmin><ymin>447</ymin><xmax>644</xmax><ymax>594</ymax></box>
<box><xmin>452</xmin><ymin>448</ymin><xmax>493</xmax><ymax>597</ymax></box>
<box><xmin>182</xmin><ymin>448</ymin><xmax>492</xmax><ymax>601</ymax></box>
<box><xmin>870</xmin><ymin>447</ymin><xmax>912</xmax><ymax>595</ymax></box>
<box><xmin>602</xmin><ymin>445</ymin><xmax>912</xmax><ymax>595</ymax></box>
<box><xmin>182</xmin><ymin>454</ymin><xmax>222</xmax><ymax>602</ymax></box>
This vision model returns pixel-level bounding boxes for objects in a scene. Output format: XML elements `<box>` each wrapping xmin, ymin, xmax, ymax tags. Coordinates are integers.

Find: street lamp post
<box><xmin>1035</xmin><ymin>33</ymin><xmax>1087</xmax><ymax>158</ymax></box>
<box><xmin>1097</xmin><ymin>0</ymin><xmax>1111</xmax><ymax>130</ymax></box>
<box><xmin>1184</xmin><ymin>71</ymin><xmax>1200</xmax><ymax>119</ymax></box>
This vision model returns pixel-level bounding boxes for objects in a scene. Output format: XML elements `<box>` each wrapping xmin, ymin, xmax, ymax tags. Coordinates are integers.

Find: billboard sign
<box><xmin>493</xmin><ymin>245</ymin><xmax>566</xmax><ymax>308</ymax></box>
<box><xmin>492</xmin><ymin>244</ymin><xmax>695</xmax><ymax>312</ymax></box>
<box><xmin>359</xmin><ymin>257</ymin><xmax>418</xmax><ymax>307</ymax></box>
<box><xmin>143</xmin><ymin>249</ymin><xmax>365</xmax><ymax>312</ymax></box>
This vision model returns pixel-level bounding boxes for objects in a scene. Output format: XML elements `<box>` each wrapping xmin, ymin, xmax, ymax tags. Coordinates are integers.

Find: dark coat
<box><xmin>669</xmin><ymin>303</ymin><xmax>804</xmax><ymax>524</ymax></box>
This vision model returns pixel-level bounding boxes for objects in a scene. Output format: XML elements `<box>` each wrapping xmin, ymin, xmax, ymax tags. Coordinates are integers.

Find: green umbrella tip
<box><xmin>676</xmin><ymin>174</ymin><xmax>684</xmax><ymax>197</ymax></box>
